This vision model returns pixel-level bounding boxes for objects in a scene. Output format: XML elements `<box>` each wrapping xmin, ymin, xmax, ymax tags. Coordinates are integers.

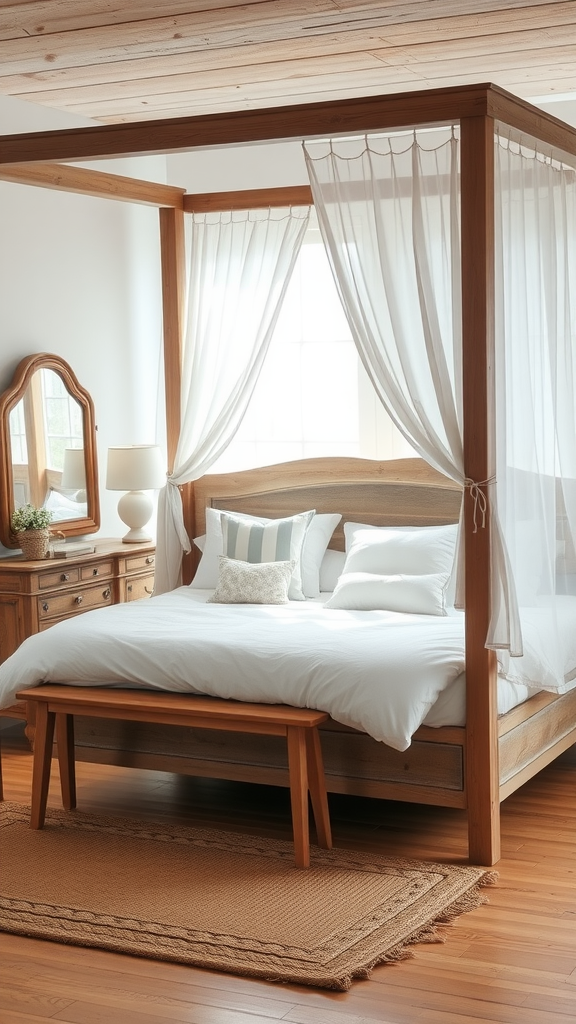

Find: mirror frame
<box><xmin>0</xmin><ymin>353</ymin><xmax>100</xmax><ymax>548</ymax></box>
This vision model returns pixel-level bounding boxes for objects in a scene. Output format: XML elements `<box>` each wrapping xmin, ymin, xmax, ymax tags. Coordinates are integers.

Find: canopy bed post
<box><xmin>461</xmin><ymin>114</ymin><xmax>500</xmax><ymax>866</ymax></box>
<box><xmin>159</xmin><ymin>204</ymin><xmax>197</xmax><ymax>584</ymax></box>
<box><xmin>159</xmin><ymin>206</ymin><xmax>186</xmax><ymax>471</ymax></box>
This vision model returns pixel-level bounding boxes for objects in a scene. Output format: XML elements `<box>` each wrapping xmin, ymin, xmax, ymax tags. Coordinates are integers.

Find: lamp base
<box><xmin>122</xmin><ymin>528</ymin><xmax>153</xmax><ymax>544</ymax></box>
<box><xmin>117</xmin><ymin>490</ymin><xmax>154</xmax><ymax>545</ymax></box>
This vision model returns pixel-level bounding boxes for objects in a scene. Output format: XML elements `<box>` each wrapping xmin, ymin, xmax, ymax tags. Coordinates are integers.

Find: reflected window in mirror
<box><xmin>9</xmin><ymin>370</ymin><xmax>86</xmax><ymax>517</ymax></box>
<box><xmin>42</xmin><ymin>369</ymin><xmax>84</xmax><ymax>468</ymax></box>
<box><xmin>9</xmin><ymin>400</ymin><xmax>29</xmax><ymax>509</ymax></box>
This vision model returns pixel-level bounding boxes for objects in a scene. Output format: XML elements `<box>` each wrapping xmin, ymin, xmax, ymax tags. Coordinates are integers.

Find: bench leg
<box><xmin>286</xmin><ymin>726</ymin><xmax>310</xmax><ymax>868</ymax></box>
<box><xmin>306</xmin><ymin>728</ymin><xmax>332</xmax><ymax>850</ymax></box>
<box><xmin>56</xmin><ymin>713</ymin><xmax>76</xmax><ymax>810</ymax></box>
<box><xmin>30</xmin><ymin>701</ymin><xmax>56</xmax><ymax>830</ymax></box>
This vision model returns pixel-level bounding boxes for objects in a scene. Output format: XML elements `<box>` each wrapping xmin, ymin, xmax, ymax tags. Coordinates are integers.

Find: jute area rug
<box><xmin>0</xmin><ymin>803</ymin><xmax>496</xmax><ymax>991</ymax></box>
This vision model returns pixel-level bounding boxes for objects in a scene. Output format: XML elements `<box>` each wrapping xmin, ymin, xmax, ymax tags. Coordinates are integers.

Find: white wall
<box><xmin>167</xmin><ymin>140</ymin><xmax>308</xmax><ymax>192</ymax></box>
<box><xmin>0</xmin><ymin>96</ymin><xmax>166</xmax><ymax>554</ymax></box>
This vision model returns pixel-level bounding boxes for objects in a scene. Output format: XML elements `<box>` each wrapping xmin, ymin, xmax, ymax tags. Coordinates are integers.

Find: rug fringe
<box><xmin>322</xmin><ymin>868</ymin><xmax>500</xmax><ymax>991</ymax></box>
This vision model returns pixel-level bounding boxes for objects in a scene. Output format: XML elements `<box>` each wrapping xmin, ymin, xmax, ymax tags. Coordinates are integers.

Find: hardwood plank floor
<box><xmin>1</xmin><ymin>729</ymin><xmax>575</xmax><ymax>1024</ymax></box>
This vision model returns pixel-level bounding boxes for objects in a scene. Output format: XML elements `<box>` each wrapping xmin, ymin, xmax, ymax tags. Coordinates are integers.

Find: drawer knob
<box><xmin>127</xmin><ymin>584</ymin><xmax>133</xmax><ymax>593</ymax></box>
<box><xmin>74</xmin><ymin>595</ymin><xmax>83</xmax><ymax>605</ymax></box>
<box><xmin>92</xmin><ymin>568</ymin><xmax>99</xmax><ymax>576</ymax></box>
<box><xmin>146</xmin><ymin>556</ymin><xmax>154</xmax><ymax>565</ymax></box>
<box><xmin>42</xmin><ymin>602</ymin><xmax>49</xmax><ymax>612</ymax></box>
<box><xmin>103</xmin><ymin>588</ymin><xmax>111</xmax><ymax>599</ymax></box>
<box><xmin>145</xmin><ymin>586</ymin><xmax>153</xmax><ymax>595</ymax></box>
<box><xmin>60</xmin><ymin>573</ymin><xmax>70</xmax><ymax>582</ymax></box>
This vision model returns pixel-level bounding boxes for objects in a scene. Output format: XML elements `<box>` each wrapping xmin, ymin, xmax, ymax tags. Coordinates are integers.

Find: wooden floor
<box><xmin>1</xmin><ymin>728</ymin><xmax>575</xmax><ymax>1024</ymax></box>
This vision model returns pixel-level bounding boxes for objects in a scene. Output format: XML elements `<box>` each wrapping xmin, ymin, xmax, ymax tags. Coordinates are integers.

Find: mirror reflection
<box><xmin>9</xmin><ymin>368</ymin><xmax>88</xmax><ymax>522</ymax></box>
<box><xmin>0</xmin><ymin>353</ymin><xmax>100</xmax><ymax>549</ymax></box>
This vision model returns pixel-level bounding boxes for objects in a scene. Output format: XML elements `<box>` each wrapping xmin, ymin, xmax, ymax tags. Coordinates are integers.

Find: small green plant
<box><xmin>10</xmin><ymin>503</ymin><xmax>53</xmax><ymax>533</ymax></box>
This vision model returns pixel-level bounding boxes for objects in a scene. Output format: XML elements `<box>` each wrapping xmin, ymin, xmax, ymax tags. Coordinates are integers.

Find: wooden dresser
<box><xmin>0</xmin><ymin>539</ymin><xmax>155</xmax><ymax>725</ymax></box>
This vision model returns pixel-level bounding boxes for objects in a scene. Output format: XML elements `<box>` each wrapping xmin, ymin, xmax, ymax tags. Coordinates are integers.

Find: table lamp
<box><xmin>106</xmin><ymin>444</ymin><xmax>165</xmax><ymax>543</ymax></box>
<box><xmin>61</xmin><ymin>447</ymin><xmax>87</xmax><ymax>502</ymax></box>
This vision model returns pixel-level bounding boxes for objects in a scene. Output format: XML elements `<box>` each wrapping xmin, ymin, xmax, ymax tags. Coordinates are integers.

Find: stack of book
<box><xmin>51</xmin><ymin>541</ymin><xmax>96</xmax><ymax>558</ymax></box>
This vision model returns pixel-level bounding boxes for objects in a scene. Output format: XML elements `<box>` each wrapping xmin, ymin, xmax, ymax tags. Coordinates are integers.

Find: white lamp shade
<box><xmin>106</xmin><ymin>445</ymin><xmax>165</xmax><ymax>492</ymax></box>
<box><xmin>61</xmin><ymin>448</ymin><xmax>86</xmax><ymax>490</ymax></box>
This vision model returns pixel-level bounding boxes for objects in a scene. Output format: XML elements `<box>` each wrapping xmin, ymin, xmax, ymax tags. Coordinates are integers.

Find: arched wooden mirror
<box><xmin>0</xmin><ymin>353</ymin><xmax>100</xmax><ymax>548</ymax></box>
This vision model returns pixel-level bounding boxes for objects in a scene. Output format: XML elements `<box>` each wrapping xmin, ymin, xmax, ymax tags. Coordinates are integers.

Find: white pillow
<box><xmin>512</xmin><ymin>519</ymin><xmax>543</xmax><ymax>603</ymax></box>
<box><xmin>44</xmin><ymin>489</ymin><xmax>88</xmax><ymax>522</ymax></box>
<box><xmin>193</xmin><ymin>508</ymin><xmax>313</xmax><ymax>600</ymax></box>
<box><xmin>208</xmin><ymin>556</ymin><xmax>294</xmax><ymax>605</ymax></box>
<box><xmin>300</xmin><ymin>513</ymin><xmax>341</xmax><ymax>597</ymax></box>
<box><xmin>319</xmin><ymin>548</ymin><xmax>346</xmax><ymax>593</ymax></box>
<box><xmin>192</xmin><ymin>508</ymin><xmax>340</xmax><ymax>599</ymax></box>
<box><xmin>324</xmin><ymin>571</ymin><xmax>450</xmax><ymax>615</ymax></box>
<box><xmin>343</xmin><ymin>522</ymin><xmax>458</xmax><ymax>577</ymax></box>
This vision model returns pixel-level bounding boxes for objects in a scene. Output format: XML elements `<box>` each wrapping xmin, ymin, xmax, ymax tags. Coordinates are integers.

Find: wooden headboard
<box><xmin>182</xmin><ymin>457</ymin><xmax>462</xmax><ymax>582</ymax></box>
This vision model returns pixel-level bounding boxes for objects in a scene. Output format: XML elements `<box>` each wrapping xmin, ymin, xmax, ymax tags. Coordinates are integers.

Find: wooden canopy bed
<box><xmin>1</xmin><ymin>83</ymin><xmax>576</xmax><ymax>867</ymax></box>
<box><xmin>64</xmin><ymin>456</ymin><xmax>576</xmax><ymax>817</ymax></box>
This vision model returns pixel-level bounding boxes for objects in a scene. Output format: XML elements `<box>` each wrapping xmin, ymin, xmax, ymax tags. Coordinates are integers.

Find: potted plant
<box><xmin>10</xmin><ymin>503</ymin><xmax>54</xmax><ymax>559</ymax></box>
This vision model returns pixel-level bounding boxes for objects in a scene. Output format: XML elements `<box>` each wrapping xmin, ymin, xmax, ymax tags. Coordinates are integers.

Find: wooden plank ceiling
<box><xmin>0</xmin><ymin>0</ymin><xmax>575</xmax><ymax>125</ymax></box>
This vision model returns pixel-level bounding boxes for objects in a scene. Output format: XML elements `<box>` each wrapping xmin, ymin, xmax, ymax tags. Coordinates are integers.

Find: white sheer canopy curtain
<box><xmin>304</xmin><ymin>129</ymin><xmax>523</xmax><ymax>655</ymax></box>
<box><xmin>492</xmin><ymin>130</ymin><xmax>576</xmax><ymax>691</ymax></box>
<box><xmin>154</xmin><ymin>206</ymin><xmax>310</xmax><ymax>595</ymax></box>
<box><xmin>303</xmin><ymin>130</ymin><xmax>463</xmax><ymax>485</ymax></box>
<box><xmin>303</xmin><ymin>130</ymin><xmax>485</xmax><ymax>610</ymax></box>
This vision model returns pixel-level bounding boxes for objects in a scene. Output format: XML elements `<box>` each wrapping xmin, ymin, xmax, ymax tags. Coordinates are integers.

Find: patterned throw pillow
<box><xmin>208</xmin><ymin>556</ymin><xmax>295</xmax><ymax>605</ymax></box>
<box><xmin>191</xmin><ymin>509</ymin><xmax>340</xmax><ymax>599</ymax></box>
<box><xmin>220</xmin><ymin>509</ymin><xmax>314</xmax><ymax>601</ymax></box>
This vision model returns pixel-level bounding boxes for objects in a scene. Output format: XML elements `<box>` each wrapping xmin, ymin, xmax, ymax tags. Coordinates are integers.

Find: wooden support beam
<box><xmin>0</xmin><ymin>161</ymin><xmax>185</xmax><ymax>209</ymax></box>
<box><xmin>159</xmin><ymin>206</ymin><xmax>186</xmax><ymax>474</ymax></box>
<box><xmin>183</xmin><ymin>185</ymin><xmax>313</xmax><ymax>213</ymax></box>
<box><xmin>461</xmin><ymin>114</ymin><xmax>500</xmax><ymax>867</ymax></box>
<box><xmin>485</xmin><ymin>90</ymin><xmax>576</xmax><ymax>159</ymax></box>
<box><xmin>0</xmin><ymin>85</ymin><xmax>574</xmax><ymax>170</ymax></box>
<box><xmin>0</xmin><ymin>84</ymin><xmax>497</xmax><ymax>165</ymax></box>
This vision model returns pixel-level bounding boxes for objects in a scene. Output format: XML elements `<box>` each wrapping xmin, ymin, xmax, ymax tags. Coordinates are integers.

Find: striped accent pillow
<box><xmin>220</xmin><ymin>509</ymin><xmax>315</xmax><ymax>601</ymax></box>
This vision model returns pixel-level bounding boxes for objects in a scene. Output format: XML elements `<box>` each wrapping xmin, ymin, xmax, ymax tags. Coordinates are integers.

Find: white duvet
<box><xmin>0</xmin><ymin>586</ymin><xmax>546</xmax><ymax>751</ymax></box>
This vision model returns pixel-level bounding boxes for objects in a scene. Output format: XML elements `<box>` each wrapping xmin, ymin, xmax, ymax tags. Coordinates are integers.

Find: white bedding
<box><xmin>0</xmin><ymin>587</ymin><xmax>546</xmax><ymax>751</ymax></box>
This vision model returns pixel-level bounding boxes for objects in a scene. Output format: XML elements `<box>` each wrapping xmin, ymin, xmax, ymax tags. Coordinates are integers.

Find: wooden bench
<box><xmin>16</xmin><ymin>685</ymin><xmax>333</xmax><ymax>868</ymax></box>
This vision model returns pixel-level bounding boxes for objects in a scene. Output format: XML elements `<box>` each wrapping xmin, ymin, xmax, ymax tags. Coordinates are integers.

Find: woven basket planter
<box><xmin>16</xmin><ymin>528</ymin><xmax>50</xmax><ymax>560</ymax></box>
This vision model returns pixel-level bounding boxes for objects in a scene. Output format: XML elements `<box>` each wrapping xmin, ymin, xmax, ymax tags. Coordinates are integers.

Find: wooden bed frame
<box><xmin>3</xmin><ymin>83</ymin><xmax>576</xmax><ymax>865</ymax></box>
<box><xmin>69</xmin><ymin>457</ymin><xmax>576</xmax><ymax>862</ymax></box>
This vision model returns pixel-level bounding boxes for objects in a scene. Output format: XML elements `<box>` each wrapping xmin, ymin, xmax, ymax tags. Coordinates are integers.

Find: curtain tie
<box><xmin>463</xmin><ymin>477</ymin><xmax>495</xmax><ymax>533</ymax></box>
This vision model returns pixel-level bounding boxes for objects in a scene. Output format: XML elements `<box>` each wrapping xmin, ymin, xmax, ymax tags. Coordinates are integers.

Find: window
<box><xmin>211</xmin><ymin>222</ymin><xmax>416</xmax><ymax>473</ymax></box>
<box><xmin>40</xmin><ymin>369</ymin><xmax>83</xmax><ymax>471</ymax></box>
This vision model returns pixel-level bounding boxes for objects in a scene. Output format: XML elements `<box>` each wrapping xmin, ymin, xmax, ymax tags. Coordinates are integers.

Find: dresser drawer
<box><xmin>81</xmin><ymin>560</ymin><xmax>113</xmax><ymax>582</ymax></box>
<box><xmin>124</xmin><ymin>574</ymin><xmax>154</xmax><ymax>601</ymax></box>
<box><xmin>38</xmin><ymin>567</ymin><xmax>81</xmax><ymax>590</ymax></box>
<box><xmin>38</xmin><ymin>582</ymin><xmax>113</xmax><ymax>621</ymax></box>
<box><xmin>126</xmin><ymin>553</ymin><xmax>155</xmax><ymax>573</ymax></box>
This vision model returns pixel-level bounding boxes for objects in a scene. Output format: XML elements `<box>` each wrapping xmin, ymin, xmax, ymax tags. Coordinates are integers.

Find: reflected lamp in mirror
<box><xmin>106</xmin><ymin>445</ymin><xmax>165</xmax><ymax>544</ymax></box>
<box><xmin>61</xmin><ymin>448</ymin><xmax>87</xmax><ymax>502</ymax></box>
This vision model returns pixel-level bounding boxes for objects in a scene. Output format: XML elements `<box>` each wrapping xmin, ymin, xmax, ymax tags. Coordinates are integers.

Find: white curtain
<box><xmin>303</xmin><ymin>130</ymin><xmax>479</xmax><ymax>611</ymax></box>
<box><xmin>491</xmin><ymin>130</ymin><xmax>576</xmax><ymax>690</ymax></box>
<box><xmin>303</xmin><ymin>131</ymin><xmax>463</xmax><ymax>484</ymax></box>
<box><xmin>154</xmin><ymin>206</ymin><xmax>310</xmax><ymax>595</ymax></box>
